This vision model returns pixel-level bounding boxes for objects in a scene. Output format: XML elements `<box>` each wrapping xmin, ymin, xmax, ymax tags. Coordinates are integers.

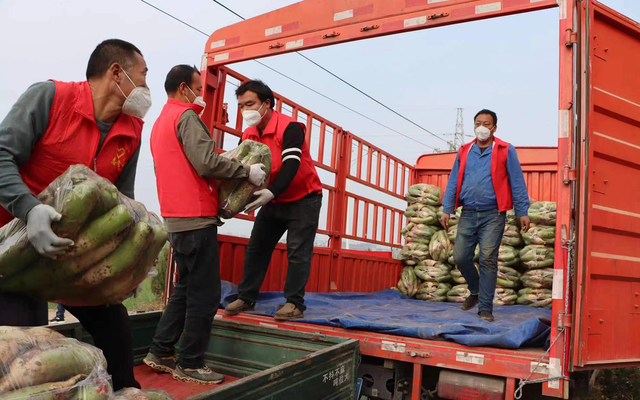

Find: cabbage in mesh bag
<box><xmin>0</xmin><ymin>326</ymin><xmax>112</xmax><ymax>399</ymax></box>
<box><xmin>217</xmin><ymin>140</ymin><xmax>271</xmax><ymax>219</ymax></box>
<box><xmin>0</xmin><ymin>165</ymin><xmax>165</xmax><ymax>306</ymax></box>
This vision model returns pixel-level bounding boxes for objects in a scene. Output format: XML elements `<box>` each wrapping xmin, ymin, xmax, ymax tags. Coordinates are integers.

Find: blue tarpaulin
<box><xmin>220</xmin><ymin>281</ymin><xmax>551</xmax><ymax>349</ymax></box>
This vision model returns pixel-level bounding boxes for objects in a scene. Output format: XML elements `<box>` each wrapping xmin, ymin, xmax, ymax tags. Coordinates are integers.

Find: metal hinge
<box><xmin>558</xmin><ymin>312</ymin><xmax>573</xmax><ymax>330</ymax></box>
<box><xmin>562</xmin><ymin>165</ymin><xmax>577</xmax><ymax>184</ymax></box>
<box><xmin>565</xmin><ymin>29</ymin><xmax>578</xmax><ymax>47</ymax></box>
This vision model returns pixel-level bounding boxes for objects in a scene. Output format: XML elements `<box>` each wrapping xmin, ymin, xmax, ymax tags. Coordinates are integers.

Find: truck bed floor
<box><xmin>135</xmin><ymin>365</ymin><xmax>239</xmax><ymax>399</ymax></box>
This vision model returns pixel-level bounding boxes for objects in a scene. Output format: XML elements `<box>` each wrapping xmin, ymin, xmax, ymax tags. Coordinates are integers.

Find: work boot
<box><xmin>461</xmin><ymin>294</ymin><xmax>479</xmax><ymax>311</ymax></box>
<box><xmin>479</xmin><ymin>311</ymin><xmax>494</xmax><ymax>322</ymax></box>
<box><xmin>49</xmin><ymin>317</ymin><xmax>64</xmax><ymax>323</ymax></box>
<box><xmin>173</xmin><ymin>365</ymin><xmax>225</xmax><ymax>385</ymax></box>
<box><xmin>143</xmin><ymin>352</ymin><xmax>177</xmax><ymax>373</ymax></box>
<box><xmin>224</xmin><ymin>299</ymin><xmax>255</xmax><ymax>316</ymax></box>
<box><xmin>274</xmin><ymin>303</ymin><xmax>304</xmax><ymax>321</ymax></box>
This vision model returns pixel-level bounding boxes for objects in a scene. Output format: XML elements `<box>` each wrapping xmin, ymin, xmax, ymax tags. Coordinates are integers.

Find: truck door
<box><xmin>573</xmin><ymin>0</ymin><xmax>640</xmax><ymax>369</ymax></box>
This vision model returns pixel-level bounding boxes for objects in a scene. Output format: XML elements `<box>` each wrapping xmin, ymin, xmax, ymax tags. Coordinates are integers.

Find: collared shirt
<box><xmin>443</xmin><ymin>143</ymin><xmax>530</xmax><ymax>217</ymax></box>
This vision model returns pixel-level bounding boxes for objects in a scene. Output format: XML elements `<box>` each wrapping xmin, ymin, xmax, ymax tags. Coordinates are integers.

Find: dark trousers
<box><xmin>452</xmin><ymin>209</ymin><xmax>507</xmax><ymax>313</ymax></box>
<box><xmin>0</xmin><ymin>291</ymin><xmax>139</xmax><ymax>391</ymax></box>
<box><xmin>238</xmin><ymin>195</ymin><xmax>322</xmax><ymax>311</ymax></box>
<box><xmin>63</xmin><ymin>304</ymin><xmax>140</xmax><ymax>391</ymax></box>
<box><xmin>55</xmin><ymin>303</ymin><xmax>65</xmax><ymax>319</ymax></box>
<box><xmin>149</xmin><ymin>226</ymin><xmax>221</xmax><ymax>369</ymax></box>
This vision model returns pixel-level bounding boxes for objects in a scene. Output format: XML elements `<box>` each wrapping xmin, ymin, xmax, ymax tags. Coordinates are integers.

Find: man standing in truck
<box><xmin>441</xmin><ymin>109</ymin><xmax>530</xmax><ymax>322</ymax></box>
<box><xmin>0</xmin><ymin>39</ymin><xmax>150</xmax><ymax>389</ymax></box>
<box><xmin>144</xmin><ymin>65</ymin><xmax>266</xmax><ymax>385</ymax></box>
<box><xmin>224</xmin><ymin>80</ymin><xmax>323</xmax><ymax>321</ymax></box>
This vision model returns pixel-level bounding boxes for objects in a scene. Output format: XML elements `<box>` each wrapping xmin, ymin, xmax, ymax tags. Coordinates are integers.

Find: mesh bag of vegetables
<box><xmin>0</xmin><ymin>326</ymin><xmax>112</xmax><ymax>399</ymax></box>
<box><xmin>414</xmin><ymin>260</ymin><xmax>452</xmax><ymax>283</ymax></box>
<box><xmin>447</xmin><ymin>284</ymin><xmax>471</xmax><ymax>303</ymax></box>
<box><xmin>528</xmin><ymin>201</ymin><xmax>556</xmax><ymax>226</ymax></box>
<box><xmin>496</xmin><ymin>266</ymin><xmax>521</xmax><ymax>289</ymax></box>
<box><xmin>521</xmin><ymin>268</ymin><xmax>554</xmax><ymax>289</ymax></box>
<box><xmin>517</xmin><ymin>288</ymin><xmax>553</xmax><ymax>308</ymax></box>
<box><xmin>520</xmin><ymin>245</ymin><xmax>555</xmax><ymax>269</ymax></box>
<box><xmin>498</xmin><ymin>245</ymin><xmax>520</xmax><ymax>267</ymax></box>
<box><xmin>114</xmin><ymin>388</ymin><xmax>178</xmax><ymax>400</ymax></box>
<box><xmin>494</xmin><ymin>288</ymin><xmax>518</xmax><ymax>306</ymax></box>
<box><xmin>429</xmin><ymin>230</ymin><xmax>452</xmax><ymax>263</ymax></box>
<box><xmin>405</xmin><ymin>184</ymin><xmax>443</xmax><ymax>206</ymax></box>
<box><xmin>415</xmin><ymin>281</ymin><xmax>451</xmax><ymax>302</ymax></box>
<box><xmin>522</xmin><ymin>224</ymin><xmax>556</xmax><ymax>246</ymax></box>
<box><xmin>0</xmin><ymin>165</ymin><xmax>166</xmax><ymax>306</ymax></box>
<box><xmin>217</xmin><ymin>140</ymin><xmax>272</xmax><ymax>219</ymax></box>
<box><xmin>501</xmin><ymin>224</ymin><xmax>523</xmax><ymax>247</ymax></box>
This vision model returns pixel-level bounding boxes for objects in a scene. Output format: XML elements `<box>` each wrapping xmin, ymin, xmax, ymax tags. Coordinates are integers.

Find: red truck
<box><xmin>152</xmin><ymin>0</ymin><xmax>640</xmax><ymax>399</ymax></box>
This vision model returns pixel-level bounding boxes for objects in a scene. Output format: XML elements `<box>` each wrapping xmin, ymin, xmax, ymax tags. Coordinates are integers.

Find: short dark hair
<box><xmin>474</xmin><ymin>109</ymin><xmax>498</xmax><ymax>125</ymax></box>
<box><xmin>235</xmin><ymin>80</ymin><xmax>275</xmax><ymax>109</ymax></box>
<box><xmin>164</xmin><ymin>65</ymin><xmax>200</xmax><ymax>94</ymax></box>
<box><xmin>86</xmin><ymin>39</ymin><xmax>143</xmax><ymax>80</ymax></box>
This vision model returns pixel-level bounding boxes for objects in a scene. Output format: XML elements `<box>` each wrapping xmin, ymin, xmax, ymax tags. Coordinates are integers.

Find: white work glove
<box><xmin>244</xmin><ymin>189</ymin><xmax>275</xmax><ymax>213</ymax></box>
<box><xmin>26</xmin><ymin>204</ymin><xmax>74</xmax><ymax>258</ymax></box>
<box><xmin>248</xmin><ymin>163</ymin><xmax>267</xmax><ymax>186</ymax></box>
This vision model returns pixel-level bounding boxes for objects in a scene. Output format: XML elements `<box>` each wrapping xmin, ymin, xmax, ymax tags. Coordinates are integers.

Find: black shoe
<box><xmin>479</xmin><ymin>311</ymin><xmax>494</xmax><ymax>322</ymax></box>
<box><xmin>49</xmin><ymin>317</ymin><xmax>64</xmax><ymax>323</ymax></box>
<box><xmin>461</xmin><ymin>295</ymin><xmax>478</xmax><ymax>311</ymax></box>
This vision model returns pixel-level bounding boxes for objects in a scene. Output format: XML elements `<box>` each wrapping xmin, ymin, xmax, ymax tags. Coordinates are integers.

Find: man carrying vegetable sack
<box><xmin>224</xmin><ymin>80</ymin><xmax>323</xmax><ymax>321</ymax></box>
<box><xmin>0</xmin><ymin>39</ymin><xmax>150</xmax><ymax>389</ymax></box>
<box><xmin>145</xmin><ymin>65</ymin><xmax>266</xmax><ymax>385</ymax></box>
<box><xmin>441</xmin><ymin>109</ymin><xmax>530</xmax><ymax>322</ymax></box>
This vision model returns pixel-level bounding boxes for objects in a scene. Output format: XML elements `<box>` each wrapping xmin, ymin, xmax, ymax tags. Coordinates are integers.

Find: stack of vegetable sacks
<box><xmin>0</xmin><ymin>165</ymin><xmax>167</xmax><ymax>306</ymax></box>
<box><xmin>494</xmin><ymin>214</ymin><xmax>524</xmax><ymax>306</ymax></box>
<box><xmin>218</xmin><ymin>139</ymin><xmax>272</xmax><ymax>219</ymax></box>
<box><xmin>0</xmin><ymin>326</ymin><xmax>112</xmax><ymax>400</ymax></box>
<box><xmin>518</xmin><ymin>201</ymin><xmax>556</xmax><ymax>309</ymax></box>
<box><xmin>396</xmin><ymin>184</ymin><xmax>455</xmax><ymax>299</ymax></box>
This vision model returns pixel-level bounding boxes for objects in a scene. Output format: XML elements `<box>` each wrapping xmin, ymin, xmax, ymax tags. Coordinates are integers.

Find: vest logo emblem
<box><xmin>112</xmin><ymin>148</ymin><xmax>126</xmax><ymax>171</ymax></box>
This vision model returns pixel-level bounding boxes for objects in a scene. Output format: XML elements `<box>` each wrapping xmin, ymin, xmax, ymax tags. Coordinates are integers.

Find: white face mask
<box><xmin>474</xmin><ymin>126</ymin><xmax>492</xmax><ymax>142</ymax></box>
<box><xmin>186</xmin><ymin>86</ymin><xmax>206</xmax><ymax>109</ymax></box>
<box><xmin>242</xmin><ymin>103</ymin><xmax>265</xmax><ymax>127</ymax></box>
<box><xmin>116</xmin><ymin>69</ymin><xmax>152</xmax><ymax>119</ymax></box>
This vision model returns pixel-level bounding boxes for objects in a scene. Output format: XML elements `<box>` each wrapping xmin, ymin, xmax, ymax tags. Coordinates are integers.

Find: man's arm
<box><xmin>178</xmin><ymin>110</ymin><xmax>250</xmax><ymax>180</ymax></box>
<box><xmin>506</xmin><ymin>145</ymin><xmax>530</xmax><ymax>217</ymax></box>
<box><xmin>114</xmin><ymin>141</ymin><xmax>141</xmax><ymax>199</ymax></box>
<box><xmin>267</xmin><ymin>122</ymin><xmax>305</xmax><ymax>199</ymax></box>
<box><xmin>0</xmin><ymin>81</ymin><xmax>55</xmax><ymax>221</ymax></box>
<box><xmin>442</xmin><ymin>154</ymin><xmax>460</xmax><ymax>214</ymax></box>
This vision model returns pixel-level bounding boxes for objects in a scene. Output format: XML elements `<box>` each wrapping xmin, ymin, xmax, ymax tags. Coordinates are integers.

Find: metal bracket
<box><xmin>323</xmin><ymin>31</ymin><xmax>341</xmax><ymax>39</ymax></box>
<box><xmin>427</xmin><ymin>12</ymin><xmax>450</xmax><ymax>20</ymax></box>
<box><xmin>361</xmin><ymin>25</ymin><xmax>379</xmax><ymax>32</ymax></box>
<box><xmin>269</xmin><ymin>42</ymin><xmax>285</xmax><ymax>49</ymax></box>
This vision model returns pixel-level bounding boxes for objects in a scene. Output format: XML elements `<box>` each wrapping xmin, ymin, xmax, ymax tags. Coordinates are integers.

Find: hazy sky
<box><xmin>1</xmin><ymin>0</ymin><xmax>639</xmax><ymax>240</ymax></box>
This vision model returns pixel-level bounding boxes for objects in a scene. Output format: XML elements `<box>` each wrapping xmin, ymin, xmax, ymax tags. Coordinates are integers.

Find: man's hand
<box><xmin>26</xmin><ymin>204</ymin><xmax>74</xmax><ymax>258</ymax></box>
<box><xmin>248</xmin><ymin>163</ymin><xmax>267</xmax><ymax>186</ymax></box>
<box><xmin>441</xmin><ymin>213</ymin><xmax>451</xmax><ymax>230</ymax></box>
<box><xmin>245</xmin><ymin>189</ymin><xmax>275</xmax><ymax>213</ymax></box>
<box><xmin>520</xmin><ymin>216</ymin><xmax>531</xmax><ymax>232</ymax></box>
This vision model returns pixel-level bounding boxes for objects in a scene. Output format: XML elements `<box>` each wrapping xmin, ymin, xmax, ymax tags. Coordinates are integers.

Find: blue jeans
<box><xmin>55</xmin><ymin>303</ymin><xmax>65</xmax><ymax>319</ymax></box>
<box><xmin>453</xmin><ymin>209</ymin><xmax>506</xmax><ymax>313</ymax></box>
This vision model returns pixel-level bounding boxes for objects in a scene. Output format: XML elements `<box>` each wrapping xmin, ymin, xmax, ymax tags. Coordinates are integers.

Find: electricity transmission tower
<box><xmin>433</xmin><ymin>108</ymin><xmax>468</xmax><ymax>153</ymax></box>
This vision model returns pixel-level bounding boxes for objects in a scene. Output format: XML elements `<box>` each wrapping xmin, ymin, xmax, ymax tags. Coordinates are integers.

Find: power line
<box><xmin>211</xmin><ymin>0</ymin><xmax>448</xmax><ymax>145</ymax></box>
<box><xmin>138</xmin><ymin>0</ymin><xmax>437</xmax><ymax>150</ymax></box>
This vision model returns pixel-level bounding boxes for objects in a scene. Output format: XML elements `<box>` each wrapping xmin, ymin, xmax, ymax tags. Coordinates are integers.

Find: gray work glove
<box><xmin>26</xmin><ymin>204</ymin><xmax>74</xmax><ymax>258</ymax></box>
<box><xmin>244</xmin><ymin>189</ymin><xmax>275</xmax><ymax>213</ymax></box>
<box><xmin>248</xmin><ymin>163</ymin><xmax>267</xmax><ymax>186</ymax></box>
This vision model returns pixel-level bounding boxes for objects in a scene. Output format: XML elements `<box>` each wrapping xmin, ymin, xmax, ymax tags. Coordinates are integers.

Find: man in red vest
<box><xmin>0</xmin><ymin>39</ymin><xmax>150</xmax><ymax>389</ymax></box>
<box><xmin>145</xmin><ymin>65</ymin><xmax>265</xmax><ymax>385</ymax></box>
<box><xmin>441</xmin><ymin>109</ymin><xmax>530</xmax><ymax>322</ymax></box>
<box><xmin>224</xmin><ymin>80</ymin><xmax>323</xmax><ymax>321</ymax></box>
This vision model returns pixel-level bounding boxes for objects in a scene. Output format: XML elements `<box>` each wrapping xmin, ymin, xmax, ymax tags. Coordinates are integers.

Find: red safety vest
<box><xmin>455</xmin><ymin>137</ymin><xmax>513</xmax><ymax>212</ymax></box>
<box><xmin>150</xmin><ymin>99</ymin><xmax>218</xmax><ymax>218</ymax></box>
<box><xmin>242</xmin><ymin>110</ymin><xmax>322</xmax><ymax>203</ymax></box>
<box><xmin>0</xmin><ymin>80</ymin><xmax>143</xmax><ymax>227</ymax></box>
